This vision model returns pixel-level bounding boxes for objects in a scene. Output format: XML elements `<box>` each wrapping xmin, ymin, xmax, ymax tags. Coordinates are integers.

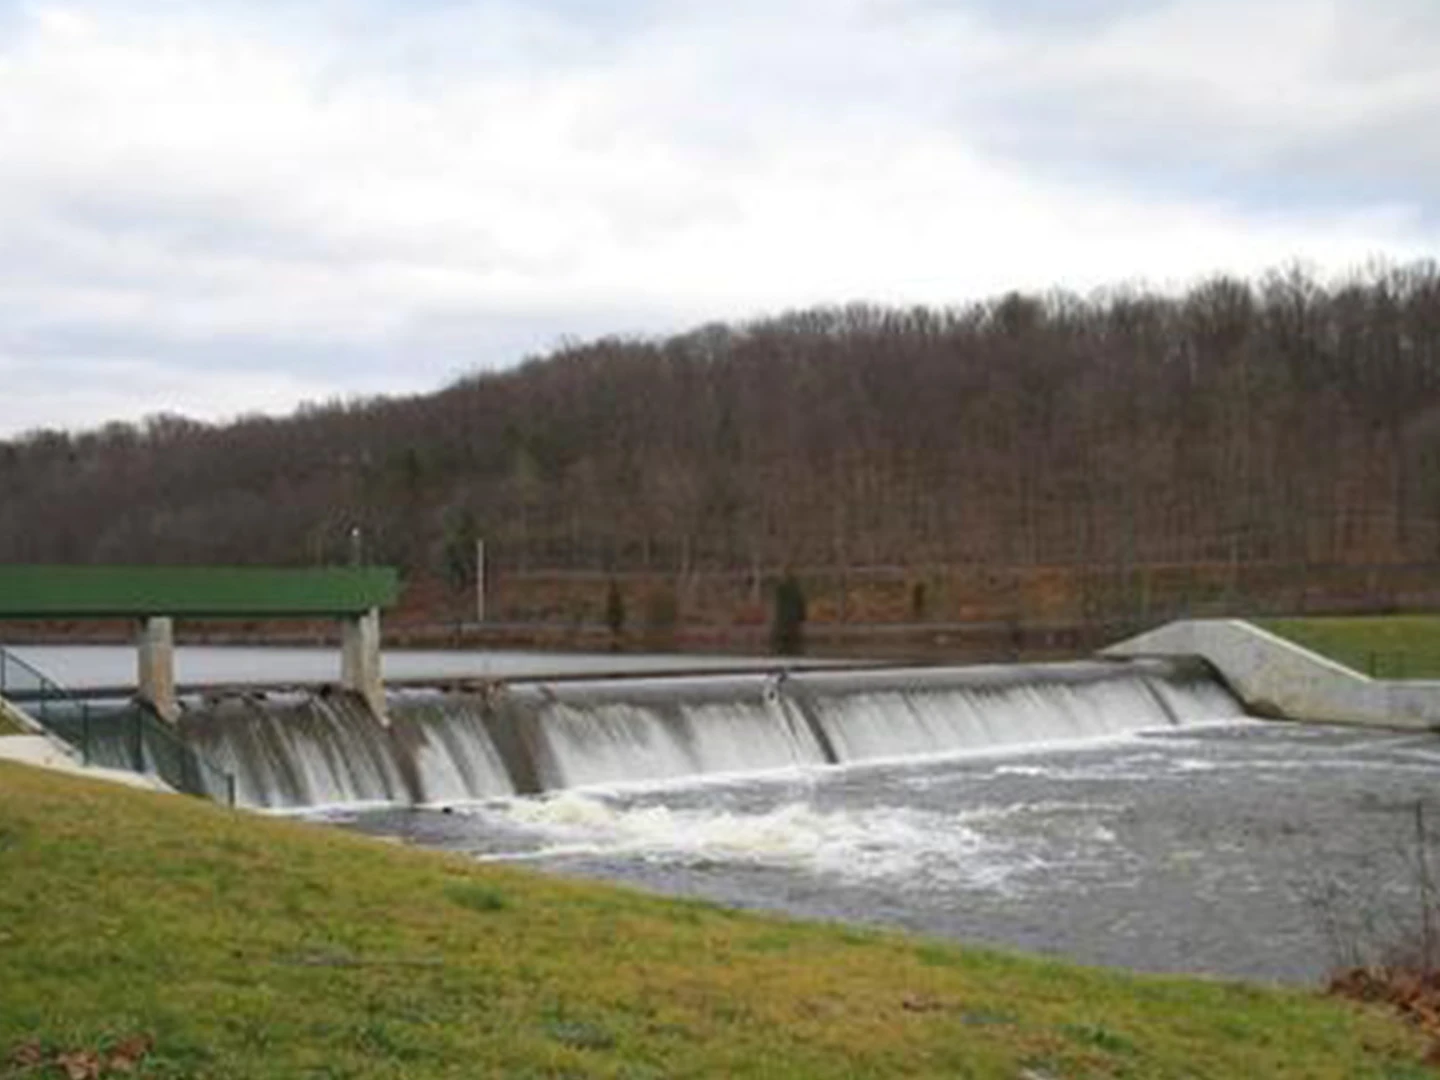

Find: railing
<box><xmin>0</xmin><ymin>646</ymin><xmax>235</xmax><ymax>805</ymax></box>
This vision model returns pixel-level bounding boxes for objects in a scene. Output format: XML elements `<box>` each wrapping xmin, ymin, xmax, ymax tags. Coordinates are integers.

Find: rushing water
<box><xmin>333</xmin><ymin>722</ymin><xmax>1440</xmax><ymax>984</ymax></box>
<box><xmin>177</xmin><ymin>658</ymin><xmax>1233</xmax><ymax>809</ymax></box>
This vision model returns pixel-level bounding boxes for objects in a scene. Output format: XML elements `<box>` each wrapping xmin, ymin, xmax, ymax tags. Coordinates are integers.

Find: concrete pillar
<box><xmin>341</xmin><ymin>607</ymin><xmax>386</xmax><ymax>721</ymax></box>
<box><xmin>137</xmin><ymin>616</ymin><xmax>178</xmax><ymax>722</ymax></box>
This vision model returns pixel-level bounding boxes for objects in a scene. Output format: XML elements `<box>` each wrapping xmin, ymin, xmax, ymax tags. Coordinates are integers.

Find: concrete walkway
<box><xmin>1</xmin><ymin>677</ymin><xmax>189</xmax><ymax>793</ymax></box>
<box><xmin>0</xmin><ymin>734</ymin><xmax>173</xmax><ymax>792</ymax></box>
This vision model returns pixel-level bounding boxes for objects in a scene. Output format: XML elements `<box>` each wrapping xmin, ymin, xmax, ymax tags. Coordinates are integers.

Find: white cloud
<box><xmin>0</xmin><ymin>0</ymin><xmax>1436</xmax><ymax>435</ymax></box>
<box><xmin>955</xmin><ymin>0</ymin><xmax>1440</xmax><ymax>184</ymax></box>
<box><xmin>0</xmin><ymin>351</ymin><xmax>409</xmax><ymax>435</ymax></box>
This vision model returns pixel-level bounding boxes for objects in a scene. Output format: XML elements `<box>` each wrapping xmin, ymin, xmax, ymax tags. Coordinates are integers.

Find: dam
<box><xmin>10</xmin><ymin>641</ymin><xmax>1440</xmax><ymax>983</ymax></box>
<box><xmin>8</xmin><ymin>642</ymin><xmax>1240</xmax><ymax>810</ymax></box>
<box><xmin>170</xmin><ymin>656</ymin><xmax>1238</xmax><ymax>809</ymax></box>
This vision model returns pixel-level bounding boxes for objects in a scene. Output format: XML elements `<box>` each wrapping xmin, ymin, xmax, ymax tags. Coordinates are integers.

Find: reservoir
<box><xmin>9</xmin><ymin>644</ymin><xmax>801</xmax><ymax>690</ymax></box>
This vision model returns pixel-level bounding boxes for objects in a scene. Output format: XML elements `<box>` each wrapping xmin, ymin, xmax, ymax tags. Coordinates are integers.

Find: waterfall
<box><xmin>180</xmin><ymin>691</ymin><xmax>409</xmax><ymax>808</ymax></box>
<box><xmin>510</xmin><ymin>676</ymin><xmax>828</xmax><ymax>791</ymax></box>
<box><xmin>177</xmin><ymin>659</ymin><xmax>1245</xmax><ymax>810</ymax></box>
<box><xmin>784</xmin><ymin>659</ymin><xmax>1223</xmax><ymax>763</ymax></box>
<box><xmin>387</xmin><ymin>691</ymin><xmax>516</xmax><ymax>804</ymax></box>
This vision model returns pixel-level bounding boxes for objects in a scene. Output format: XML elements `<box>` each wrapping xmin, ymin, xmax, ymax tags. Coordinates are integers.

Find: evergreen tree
<box><xmin>771</xmin><ymin>573</ymin><xmax>807</xmax><ymax>656</ymax></box>
<box><xmin>605</xmin><ymin>578</ymin><xmax>626</xmax><ymax>646</ymax></box>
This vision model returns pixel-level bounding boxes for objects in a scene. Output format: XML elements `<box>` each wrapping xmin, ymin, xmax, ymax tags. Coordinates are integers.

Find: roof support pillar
<box><xmin>341</xmin><ymin>607</ymin><xmax>386</xmax><ymax>722</ymax></box>
<box><xmin>137</xmin><ymin>616</ymin><xmax>178</xmax><ymax>723</ymax></box>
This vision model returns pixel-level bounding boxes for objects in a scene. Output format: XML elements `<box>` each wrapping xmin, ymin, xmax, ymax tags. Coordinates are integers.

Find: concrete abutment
<box><xmin>1104</xmin><ymin>618</ymin><xmax>1440</xmax><ymax>730</ymax></box>
<box><xmin>137</xmin><ymin>616</ymin><xmax>178</xmax><ymax>722</ymax></box>
<box><xmin>341</xmin><ymin>607</ymin><xmax>386</xmax><ymax>721</ymax></box>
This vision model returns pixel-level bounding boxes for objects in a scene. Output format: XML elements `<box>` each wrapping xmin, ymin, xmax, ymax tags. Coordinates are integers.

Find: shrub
<box><xmin>771</xmin><ymin>573</ymin><xmax>807</xmax><ymax>656</ymax></box>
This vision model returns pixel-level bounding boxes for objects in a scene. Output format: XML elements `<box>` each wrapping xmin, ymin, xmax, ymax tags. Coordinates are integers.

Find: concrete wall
<box><xmin>0</xmin><ymin>735</ymin><xmax>171</xmax><ymax>791</ymax></box>
<box><xmin>1104</xmin><ymin>618</ymin><xmax>1440</xmax><ymax>731</ymax></box>
<box><xmin>341</xmin><ymin>608</ymin><xmax>386</xmax><ymax>721</ymax></box>
<box><xmin>137</xmin><ymin>616</ymin><xmax>178</xmax><ymax>722</ymax></box>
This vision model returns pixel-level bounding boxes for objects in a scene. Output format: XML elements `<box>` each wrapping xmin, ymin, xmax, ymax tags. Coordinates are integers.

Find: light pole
<box><xmin>475</xmin><ymin>538</ymin><xmax>486</xmax><ymax>623</ymax></box>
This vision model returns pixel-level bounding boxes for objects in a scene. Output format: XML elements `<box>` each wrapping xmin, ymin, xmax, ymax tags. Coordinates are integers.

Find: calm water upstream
<box><xmin>331</xmin><ymin>722</ymin><xmax>1440</xmax><ymax>984</ymax></box>
<box><xmin>10</xmin><ymin>645</ymin><xmax>801</xmax><ymax>690</ymax></box>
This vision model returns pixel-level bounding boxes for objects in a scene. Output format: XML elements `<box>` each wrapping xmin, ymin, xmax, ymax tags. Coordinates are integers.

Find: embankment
<box><xmin>0</xmin><ymin>761</ymin><xmax>1428</xmax><ymax>1078</ymax></box>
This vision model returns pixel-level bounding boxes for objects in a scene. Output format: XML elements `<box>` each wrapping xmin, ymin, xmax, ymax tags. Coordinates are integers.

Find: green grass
<box><xmin>0</xmin><ymin>762</ymin><xmax>1431</xmax><ymax>1079</ymax></box>
<box><xmin>0</xmin><ymin>694</ymin><xmax>36</xmax><ymax>735</ymax></box>
<box><xmin>1260</xmin><ymin>616</ymin><xmax>1440</xmax><ymax>679</ymax></box>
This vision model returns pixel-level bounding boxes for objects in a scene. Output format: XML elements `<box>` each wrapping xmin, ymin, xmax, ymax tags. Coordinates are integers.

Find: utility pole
<box><xmin>475</xmin><ymin>538</ymin><xmax>486</xmax><ymax>624</ymax></box>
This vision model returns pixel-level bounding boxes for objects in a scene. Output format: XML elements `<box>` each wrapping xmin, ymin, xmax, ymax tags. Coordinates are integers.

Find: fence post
<box><xmin>81</xmin><ymin>704</ymin><xmax>91</xmax><ymax>766</ymax></box>
<box><xmin>0</xmin><ymin>648</ymin><xmax>7</xmax><ymax>695</ymax></box>
<box><xmin>130</xmin><ymin>711</ymin><xmax>144</xmax><ymax>773</ymax></box>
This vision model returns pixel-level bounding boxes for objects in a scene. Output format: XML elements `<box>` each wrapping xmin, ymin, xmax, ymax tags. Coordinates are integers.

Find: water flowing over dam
<box><xmin>178</xmin><ymin>658</ymin><xmax>1244</xmax><ymax>810</ymax></box>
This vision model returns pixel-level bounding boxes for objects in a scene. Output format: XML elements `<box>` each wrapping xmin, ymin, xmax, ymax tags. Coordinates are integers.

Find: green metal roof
<box><xmin>0</xmin><ymin>566</ymin><xmax>399</xmax><ymax>619</ymax></box>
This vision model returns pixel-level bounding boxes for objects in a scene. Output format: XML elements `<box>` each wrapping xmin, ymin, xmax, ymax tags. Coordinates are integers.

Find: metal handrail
<box><xmin>0</xmin><ymin>645</ymin><xmax>235</xmax><ymax>804</ymax></box>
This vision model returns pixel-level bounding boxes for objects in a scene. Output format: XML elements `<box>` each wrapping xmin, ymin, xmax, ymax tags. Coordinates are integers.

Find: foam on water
<box><xmin>471</xmin><ymin>791</ymin><xmax>1025</xmax><ymax>889</ymax></box>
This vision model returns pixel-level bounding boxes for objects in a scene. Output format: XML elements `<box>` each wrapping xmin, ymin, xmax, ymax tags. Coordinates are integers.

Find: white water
<box><xmin>182</xmin><ymin>693</ymin><xmax>409</xmax><ymax>807</ymax></box>
<box><xmin>807</xmin><ymin>676</ymin><xmax>1172</xmax><ymax>762</ymax></box>
<box><xmin>523</xmin><ymin>697</ymin><xmax>825</xmax><ymax>790</ymax></box>
<box><xmin>1144</xmin><ymin>673</ymin><xmax>1243</xmax><ymax>723</ymax></box>
<box><xmin>472</xmin><ymin>791</ymin><xmax>1027</xmax><ymax>890</ymax></box>
<box><xmin>396</xmin><ymin>694</ymin><xmax>517</xmax><ymax>804</ymax></box>
<box><xmin>177</xmin><ymin>660</ymin><xmax>1247</xmax><ymax>810</ymax></box>
<box><xmin>334</xmin><ymin>722</ymin><xmax>1440</xmax><ymax>985</ymax></box>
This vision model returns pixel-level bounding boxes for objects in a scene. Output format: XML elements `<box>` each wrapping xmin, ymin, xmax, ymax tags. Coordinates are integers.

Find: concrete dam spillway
<box><xmin>176</xmin><ymin>658</ymin><xmax>1246</xmax><ymax>810</ymax></box>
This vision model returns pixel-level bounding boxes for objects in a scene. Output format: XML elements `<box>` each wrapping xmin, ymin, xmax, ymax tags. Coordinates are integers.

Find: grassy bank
<box><xmin>0</xmin><ymin>764</ymin><xmax>1432</xmax><ymax>1079</ymax></box>
<box><xmin>1260</xmin><ymin>616</ymin><xmax>1440</xmax><ymax>679</ymax></box>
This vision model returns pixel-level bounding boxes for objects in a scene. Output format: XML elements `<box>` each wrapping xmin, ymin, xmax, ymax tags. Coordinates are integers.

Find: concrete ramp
<box><xmin>0</xmin><ymin>694</ymin><xmax>42</xmax><ymax>735</ymax></box>
<box><xmin>0</xmin><ymin>735</ymin><xmax>171</xmax><ymax>791</ymax></box>
<box><xmin>1104</xmin><ymin>618</ymin><xmax>1440</xmax><ymax>731</ymax></box>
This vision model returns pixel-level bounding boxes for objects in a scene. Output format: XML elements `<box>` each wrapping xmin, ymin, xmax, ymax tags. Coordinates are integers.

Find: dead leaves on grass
<box><xmin>5</xmin><ymin>1034</ymin><xmax>151</xmax><ymax>1078</ymax></box>
<box><xmin>53</xmin><ymin>1051</ymin><xmax>101</xmax><ymax>1080</ymax></box>
<box><xmin>3</xmin><ymin>1042</ymin><xmax>43</xmax><ymax>1071</ymax></box>
<box><xmin>1330</xmin><ymin>966</ymin><xmax>1440</xmax><ymax>1065</ymax></box>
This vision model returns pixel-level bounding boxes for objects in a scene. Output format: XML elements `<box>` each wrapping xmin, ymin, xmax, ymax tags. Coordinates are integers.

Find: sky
<box><xmin>2</xmin><ymin>0</ymin><xmax>1438</xmax><ymax>435</ymax></box>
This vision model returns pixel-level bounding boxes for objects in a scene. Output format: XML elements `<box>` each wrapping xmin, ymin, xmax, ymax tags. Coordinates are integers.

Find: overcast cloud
<box><xmin>2</xmin><ymin>0</ymin><xmax>1437</xmax><ymax>434</ymax></box>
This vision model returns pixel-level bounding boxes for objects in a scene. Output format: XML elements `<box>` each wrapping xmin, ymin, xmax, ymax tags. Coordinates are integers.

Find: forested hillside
<box><xmin>7</xmin><ymin>262</ymin><xmax>1440</xmax><ymax>636</ymax></box>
